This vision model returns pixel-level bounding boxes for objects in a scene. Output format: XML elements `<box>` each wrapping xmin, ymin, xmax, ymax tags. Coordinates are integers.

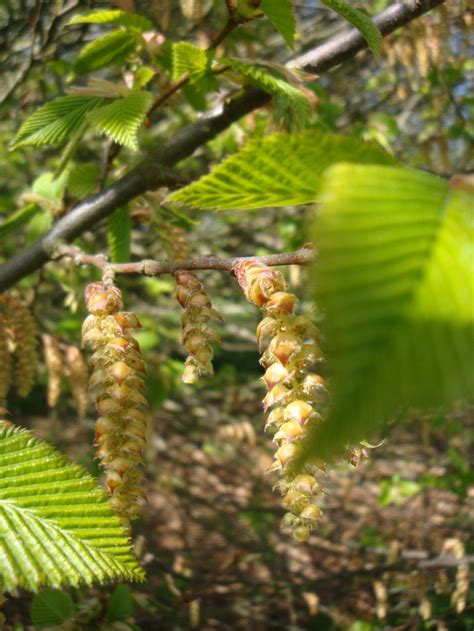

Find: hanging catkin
<box><xmin>82</xmin><ymin>282</ymin><xmax>148</xmax><ymax>522</ymax></box>
<box><xmin>234</xmin><ymin>259</ymin><xmax>329</xmax><ymax>541</ymax></box>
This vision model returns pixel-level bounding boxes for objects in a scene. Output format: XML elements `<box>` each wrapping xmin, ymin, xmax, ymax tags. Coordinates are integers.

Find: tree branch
<box><xmin>0</xmin><ymin>0</ymin><xmax>445</xmax><ymax>292</ymax></box>
<box><xmin>54</xmin><ymin>244</ymin><xmax>316</xmax><ymax>277</ymax></box>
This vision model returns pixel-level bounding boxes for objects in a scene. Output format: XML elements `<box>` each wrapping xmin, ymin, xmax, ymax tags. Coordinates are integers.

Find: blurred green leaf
<box><xmin>260</xmin><ymin>0</ymin><xmax>296</xmax><ymax>47</ymax></box>
<box><xmin>322</xmin><ymin>0</ymin><xmax>382</xmax><ymax>59</ymax></box>
<box><xmin>75</xmin><ymin>30</ymin><xmax>138</xmax><ymax>75</ymax></box>
<box><xmin>31</xmin><ymin>589</ymin><xmax>74</xmax><ymax>629</ymax></box>
<box><xmin>0</xmin><ymin>204</ymin><xmax>39</xmax><ymax>238</ymax></box>
<box><xmin>106</xmin><ymin>584</ymin><xmax>135</xmax><ymax>621</ymax></box>
<box><xmin>305</xmin><ymin>165</ymin><xmax>474</xmax><ymax>459</ymax></box>
<box><xmin>108</xmin><ymin>206</ymin><xmax>131</xmax><ymax>262</ymax></box>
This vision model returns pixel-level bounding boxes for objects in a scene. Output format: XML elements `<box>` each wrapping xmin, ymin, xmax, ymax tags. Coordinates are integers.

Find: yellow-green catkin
<box><xmin>82</xmin><ymin>282</ymin><xmax>148</xmax><ymax>522</ymax></box>
<box><xmin>234</xmin><ymin>259</ymin><xmax>328</xmax><ymax>542</ymax></box>
<box><xmin>0</xmin><ymin>309</ymin><xmax>12</xmax><ymax>404</ymax></box>
<box><xmin>42</xmin><ymin>334</ymin><xmax>63</xmax><ymax>409</ymax></box>
<box><xmin>1</xmin><ymin>291</ymin><xmax>39</xmax><ymax>398</ymax></box>
<box><xmin>175</xmin><ymin>270</ymin><xmax>223</xmax><ymax>384</ymax></box>
<box><xmin>64</xmin><ymin>344</ymin><xmax>89</xmax><ymax>419</ymax></box>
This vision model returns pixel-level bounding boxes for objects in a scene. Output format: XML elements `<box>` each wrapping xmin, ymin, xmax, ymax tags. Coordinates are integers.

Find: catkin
<box><xmin>64</xmin><ymin>345</ymin><xmax>89</xmax><ymax>418</ymax></box>
<box><xmin>82</xmin><ymin>282</ymin><xmax>148</xmax><ymax>522</ymax></box>
<box><xmin>0</xmin><ymin>310</ymin><xmax>12</xmax><ymax>403</ymax></box>
<box><xmin>42</xmin><ymin>334</ymin><xmax>63</xmax><ymax>408</ymax></box>
<box><xmin>175</xmin><ymin>270</ymin><xmax>222</xmax><ymax>384</ymax></box>
<box><xmin>234</xmin><ymin>260</ymin><xmax>328</xmax><ymax>541</ymax></box>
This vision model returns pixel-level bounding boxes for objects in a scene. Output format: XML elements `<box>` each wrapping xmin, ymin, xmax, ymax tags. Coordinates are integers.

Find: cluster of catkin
<box><xmin>175</xmin><ymin>270</ymin><xmax>222</xmax><ymax>384</ymax></box>
<box><xmin>82</xmin><ymin>282</ymin><xmax>148</xmax><ymax>522</ymax></box>
<box><xmin>234</xmin><ymin>260</ymin><xmax>328</xmax><ymax>542</ymax></box>
<box><xmin>42</xmin><ymin>334</ymin><xmax>89</xmax><ymax>417</ymax></box>
<box><xmin>0</xmin><ymin>292</ymin><xmax>39</xmax><ymax>405</ymax></box>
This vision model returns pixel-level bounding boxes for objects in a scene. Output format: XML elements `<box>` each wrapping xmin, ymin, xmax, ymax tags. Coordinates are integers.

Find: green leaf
<box><xmin>172</xmin><ymin>42</ymin><xmax>207</xmax><ymax>83</ymax></box>
<box><xmin>261</xmin><ymin>0</ymin><xmax>296</xmax><ymax>47</ymax></box>
<box><xmin>75</xmin><ymin>30</ymin><xmax>139</xmax><ymax>75</ymax></box>
<box><xmin>223</xmin><ymin>57</ymin><xmax>310</xmax><ymax>128</ymax></box>
<box><xmin>304</xmin><ymin>166</ymin><xmax>474</xmax><ymax>460</ymax></box>
<box><xmin>0</xmin><ymin>423</ymin><xmax>144</xmax><ymax>593</ymax></box>
<box><xmin>12</xmin><ymin>96</ymin><xmax>102</xmax><ymax>148</ymax></box>
<box><xmin>108</xmin><ymin>206</ymin><xmax>131</xmax><ymax>262</ymax></box>
<box><xmin>87</xmin><ymin>91</ymin><xmax>153</xmax><ymax>150</ymax></box>
<box><xmin>106</xmin><ymin>584</ymin><xmax>134</xmax><ymax>621</ymax></box>
<box><xmin>68</xmin><ymin>9</ymin><xmax>153</xmax><ymax>32</ymax></box>
<box><xmin>32</xmin><ymin>171</ymin><xmax>69</xmax><ymax>204</ymax></box>
<box><xmin>0</xmin><ymin>204</ymin><xmax>40</xmax><ymax>239</ymax></box>
<box><xmin>67</xmin><ymin>163</ymin><xmax>100</xmax><ymax>198</ymax></box>
<box><xmin>168</xmin><ymin>130</ymin><xmax>395</xmax><ymax>210</ymax></box>
<box><xmin>31</xmin><ymin>589</ymin><xmax>74</xmax><ymax>629</ymax></box>
<box><xmin>322</xmin><ymin>0</ymin><xmax>382</xmax><ymax>59</ymax></box>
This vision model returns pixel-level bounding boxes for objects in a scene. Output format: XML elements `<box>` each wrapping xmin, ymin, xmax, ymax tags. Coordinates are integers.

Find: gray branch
<box><xmin>0</xmin><ymin>0</ymin><xmax>445</xmax><ymax>292</ymax></box>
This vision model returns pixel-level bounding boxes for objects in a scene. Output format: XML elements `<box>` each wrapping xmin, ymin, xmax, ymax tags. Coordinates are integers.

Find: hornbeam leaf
<box><xmin>75</xmin><ymin>30</ymin><xmax>138</xmax><ymax>75</ymax></box>
<box><xmin>12</xmin><ymin>96</ymin><xmax>102</xmax><ymax>148</ymax></box>
<box><xmin>0</xmin><ymin>423</ymin><xmax>144</xmax><ymax>593</ymax></box>
<box><xmin>322</xmin><ymin>0</ymin><xmax>382</xmax><ymax>59</ymax></box>
<box><xmin>168</xmin><ymin>131</ymin><xmax>395</xmax><ymax>210</ymax></box>
<box><xmin>304</xmin><ymin>165</ymin><xmax>474</xmax><ymax>460</ymax></box>
<box><xmin>172</xmin><ymin>42</ymin><xmax>207</xmax><ymax>83</ymax></box>
<box><xmin>87</xmin><ymin>91</ymin><xmax>153</xmax><ymax>150</ymax></box>
<box><xmin>0</xmin><ymin>204</ymin><xmax>40</xmax><ymax>239</ymax></box>
<box><xmin>261</xmin><ymin>0</ymin><xmax>296</xmax><ymax>47</ymax></box>
<box><xmin>108</xmin><ymin>206</ymin><xmax>131</xmax><ymax>262</ymax></box>
<box><xmin>68</xmin><ymin>9</ymin><xmax>153</xmax><ymax>32</ymax></box>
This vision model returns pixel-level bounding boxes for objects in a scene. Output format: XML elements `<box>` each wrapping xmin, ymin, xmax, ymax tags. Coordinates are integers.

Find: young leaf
<box><xmin>0</xmin><ymin>423</ymin><xmax>144</xmax><ymax>593</ymax></box>
<box><xmin>108</xmin><ymin>206</ymin><xmax>131</xmax><ymax>262</ymax></box>
<box><xmin>304</xmin><ymin>166</ymin><xmax>474</xmax><ymax>460</ymax></box>
<box><xmin>223</xmin><ymin>57</ymin><xmax>310</xmax><ymax>128</ymax></box>
<box><xmin>31</xmin><ymin>589</ymin><xmax>74</xmax><ymax>629</ymax></box>
<box><xmin>322</xmin><ymin>0</ymin><xmax>382</xmax><ymax>59</ymax></box>
<box><xmin>75</xmin><ymin>30</ymin><xmax>138</xmax><ymax>75</ymax></box>
<box><xmin>87</xmin><ymin>91</ymin><xmax>153</xmax><ymax>150</ymax></box>
<box><xmin>168</xmin><ymin>130</ymin><xmax>395</xmax><ymax>210</ymax></box>
<box><xmin>68</xmin><ymin>9</ymin><xmax>153</xmax><ymax>32</ymax></box>
<box><xmin>260</xmin><ymin>0</ymin><xmax>296</xmax><ymax>47</ymax></box>
<box><xmin>106</xmin><ymin>584</ymin><xmax>134</xmax><ymax>621</ymax></box>
<box><xmin>12</xmin><ymin>96</ymin><xmax>102</xmax><ymax>148</ymax></box>
<box><xmin>0</xmin><ymin>204</ymin><xmax>40</xmax><ymax>239</ymax></box>
<box><xmin>172</xmin><ymin>42</ymin><xmax>207</xmax><ymax>83</ymax></box>
<box><xmin>67</xmin><ymin>163</ymin><xmax>100</xmax><ymax>198</ymax></box>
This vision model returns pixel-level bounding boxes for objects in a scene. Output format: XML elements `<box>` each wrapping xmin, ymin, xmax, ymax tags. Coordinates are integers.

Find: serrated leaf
<box><xmin>261</xmin><ymin>0</ymin><xmax>296</xmax><ymax>47</ymax></box>
<box><xmin>172</xmin><ymin>42</ymin><xmax>207</xmax><ymax>83</ymax></box>
<box><xmin>75</xmin><ymin>30</ymin><xmax>138</xmax><ymax>75</ymax></box>
<box><xmin>87</xmin><ymin>92</ymin><xmax>153</xmax><ymax>150</ymax></box>
<box><xmin>68</xmin><ymin>9</ymin><xmax>153</xmax><ymax>32</ymax></box>
<box><xmin>108</xmin><ymin>206</ymin><xmax>131</xmax><ymax>262</ymax></box>
<box><xmin>223</xmin><ymin>57</ymin><xmax>310</xmax><ymax>128</ymax></box>
<box><xmin>322</xmin><ymin>0</ymin><xmax>382</xmax><ymax>58</ymax></box>
<box><xmin>12</xmin><ymin>96</ymin><xmax>102</xmax><ymax>148</ymax></box>
<box><xmin>304</xmin><ymin>166</ymin><xmax>474</xmax><ymax>460</ymax></box>
<box><xmin>0</xmin><ymin>423</ymin><xmax>144</xmax><ymax>593</ymax></box>
<box><xmin>168</xmin><ymin>130</ymin><xmax>395</xmax><ymax>210</ymax></box>
<box><xmin>67</xmin><ymin>163</ymin><xmax>100</xmax><ymax>198</ymax></box>
<box><xmin>31</xmin><ymin>589</ymin><xmax>74</xmax><ymax>629</ymax></box>
<box><xmin>0</xmin><ymin>204</ymin><xmax>40</xmax><ymax>239</ymax></box>
<box><xmin>134</xmin><ymin>66</ymin><xmax>156</xmax><ymax>89</ymax></box>
<box><xmin>106</xmin><ymin>584</ymin><xmax>134</xmax><ymax>621</ymax></box>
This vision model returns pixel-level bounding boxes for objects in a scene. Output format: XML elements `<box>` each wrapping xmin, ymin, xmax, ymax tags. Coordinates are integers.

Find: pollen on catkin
<box><xmin>82</xmin><ymin>281</ymin><xmax>148</xmax><ymax>522</ymax></box>
<box><xmin>175</xmin><ymin>270</ymin><xmax>223</xmax><ymax>384</ymax></box>
<box><xmin>234</xmin><ymin>259</ymin><xmax>328</xmax><ymax>542</ymax></box>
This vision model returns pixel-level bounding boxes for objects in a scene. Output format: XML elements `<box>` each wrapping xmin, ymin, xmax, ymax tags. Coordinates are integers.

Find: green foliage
<box><xmin>0</xmin><ymin>423</ymin><xmax>144</xmax><ymax>593</ymax></box>
<box><xmin>68</xmin><ymin>9</ymin><xmax>153</xmax><ymax>32</ymax></box>
<box><xmin>172</xmin><ymin>42</ymin><xmax>208</xmax><ymax>84</ymax></box>
<box><xmin>108</xmin><ymin>206</ymin><xmax>131</xmax><ymax>262</ymax></box>
<box><xmin>75</xmin><ymin>30</ymin><xmax>139</xmax><ymax>75</ymax></box>
<box><xmin>322</xmin><ymin>0</ymin><xmax>382</xmax><ymax>58</ymax></box>
<box><xmin>67</xmin><ymin>163</ymin><xmax>100</xmax><ymax>198</ymax></box>
<box><xmin>106</xmin><ymin>584</ymin><xmax>135</xmax><ymax>621</ymax></box>
<box><xmin>31</xmin><ymin>589</ymin><xmax>74</xmax><ymax>629</ymax></box>
<box><xmin>223</xmin><ymin>57</ymin><xmax>310</xmax><ymax>128</ymax></box>
<box><xmin>12</xmin><ymin>96</ymin><xmax>102</xmax><ymax>148</ymax></box>
<box><xmin>305</xmin><ymin>166</ymin><xmax>474</xmax><ymax>459</ymax></box>
<box><xmin>260</xmin><ymin>0</ymin><xmax>296</xmax><ymax>47</ymax></box>
<box><xmin>168</xmin><ymin>130</ymin><xmax>395</xmax><ymax>210</ymax></box>
<box><xmin>88</xmin><ymin>91</ymin><xmax>153</xmax><ymax>150</ymax></box>
<box><xmin>0</xmin><ymin>204</ymin><xmax>39</xmax><ymax>238</ymax></box>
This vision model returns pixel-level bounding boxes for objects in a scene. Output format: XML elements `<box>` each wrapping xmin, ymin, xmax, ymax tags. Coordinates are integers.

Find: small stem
<box><xmin>55</xmin><ymin>244</ymin><xmax>316</xmax><ymax>277</ymax></box>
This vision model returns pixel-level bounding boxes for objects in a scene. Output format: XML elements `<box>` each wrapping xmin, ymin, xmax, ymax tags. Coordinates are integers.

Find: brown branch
<box><xmin>0</xmin><ymin>0</ymin><xmax>446</xmax><ymax>292</ymax></box>
<box><xmin>54</xmin><ymin>244</ymin><xmax>316</xmax><ymax>277</ymax></box>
